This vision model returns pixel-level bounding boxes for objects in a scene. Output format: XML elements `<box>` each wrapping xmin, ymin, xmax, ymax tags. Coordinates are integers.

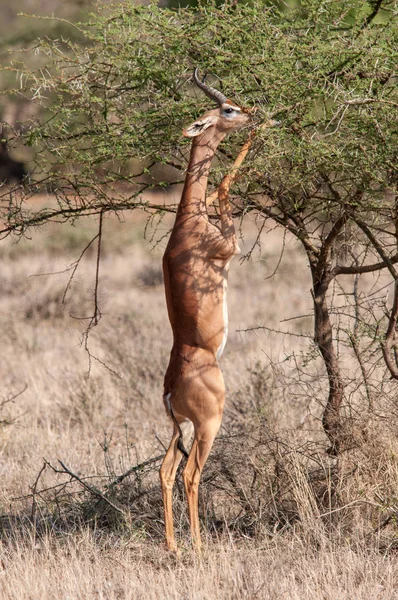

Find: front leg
<box><xmin>206</xmin><ymin>130</ymin><xmax>257</xmax><ymax>256</ymax></box>
<box><xmin>206</xmin><ymin>222</ymin><xmax>240</xmax><ymax>261</ymax></box>
<box><xmin>215</xmin><ymin>178</ymin><xmax>241</xmax><ymax>259</ymax></box>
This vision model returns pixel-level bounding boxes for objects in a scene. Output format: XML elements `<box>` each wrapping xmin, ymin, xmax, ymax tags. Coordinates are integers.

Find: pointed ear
<box><xmin>183</xmin><ymin>115</ymin><xmax>217</xmax><ymax>137</ymax></box>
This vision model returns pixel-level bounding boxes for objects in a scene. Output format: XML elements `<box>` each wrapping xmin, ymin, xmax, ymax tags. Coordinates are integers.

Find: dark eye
<box><xmin>224</xmin><ymin>108</ymin><xmax>234</xmax><ymax>115</ymax></box>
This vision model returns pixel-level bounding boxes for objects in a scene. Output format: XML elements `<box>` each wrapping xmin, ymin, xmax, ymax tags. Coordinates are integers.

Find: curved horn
<box><xmin>193</xmin><ymin>67</ymin><xmax>228</xmax><ymax>106</ymax></box>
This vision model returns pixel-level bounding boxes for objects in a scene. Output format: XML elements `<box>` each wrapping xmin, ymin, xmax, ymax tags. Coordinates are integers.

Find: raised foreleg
<box><xmin>206</xmin><ymin>129</ymin><xmax>255</xmax><ymax>209</ymax></box>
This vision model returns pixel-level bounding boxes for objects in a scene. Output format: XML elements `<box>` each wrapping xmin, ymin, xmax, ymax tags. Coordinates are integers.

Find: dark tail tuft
<box><xmin>177</xmin><ymin>437</ymin><xmax>189</xmax><ymax>458</ymax></box>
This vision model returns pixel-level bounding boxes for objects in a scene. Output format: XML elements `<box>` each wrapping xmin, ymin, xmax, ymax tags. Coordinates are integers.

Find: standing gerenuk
<box><xmin>160</xmin><ymin>69</ymin><xmax>250</xmax><ymax>552</ymax></box>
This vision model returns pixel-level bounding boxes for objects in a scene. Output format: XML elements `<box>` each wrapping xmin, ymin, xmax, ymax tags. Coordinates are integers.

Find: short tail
<box><xmin>177</xmin><ymin>435</ymin><xmax>189</xmax><ymax>458</ymax></box>
<box><xmin>164</xmin><ymin>392</ymin><xmax>189</xmax><ymax>459</ymax></box>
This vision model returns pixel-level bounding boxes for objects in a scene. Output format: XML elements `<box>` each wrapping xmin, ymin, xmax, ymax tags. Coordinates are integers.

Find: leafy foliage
<box><xmin>6</xmin><ymin>0</ymin><xmax>397</xmax><ymax>203</ymax></box>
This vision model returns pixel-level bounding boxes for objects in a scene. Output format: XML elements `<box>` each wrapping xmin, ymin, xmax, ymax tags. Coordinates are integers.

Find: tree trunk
<box><xmin>312</xmin><ymin>274</ymin><xmax>344</xmax><ymax>455</ymax></box>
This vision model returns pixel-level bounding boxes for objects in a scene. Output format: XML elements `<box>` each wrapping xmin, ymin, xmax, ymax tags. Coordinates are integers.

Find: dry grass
<box><xmin>1</xmin><ymin>200</ymin><xmax>398</xmax><ymax>599</ymax></box>
<box><xmin>1</xmin><ymin>533</ymin><xmax>397</xmax><ymax>599</ymax></box>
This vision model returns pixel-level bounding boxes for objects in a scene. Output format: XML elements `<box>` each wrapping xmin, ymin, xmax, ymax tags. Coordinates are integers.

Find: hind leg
<box><xmin>160</xmin><ymin>419</ymin><xmax>194</xmax><ymax>552</ymax></box>
<box><xmin>183</xmin><ymin>415</ymin><xmax>222</xmax><ymax>551</ymax></box>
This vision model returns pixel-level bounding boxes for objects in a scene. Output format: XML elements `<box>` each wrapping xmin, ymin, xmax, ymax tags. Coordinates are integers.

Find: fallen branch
<box><xmin>106</xmin><ymin>454</ymin><xmax>164</xmax><ymax>490</ymax></box>
<box><xmin>30</xmin><ymin>461</ymin><xmax>47</xmax><ymax>524</ymax></box>
<box><xmin>54</xmin><ymin>460</ymin><xmax>126</xmax><ymax>516</ymax></box>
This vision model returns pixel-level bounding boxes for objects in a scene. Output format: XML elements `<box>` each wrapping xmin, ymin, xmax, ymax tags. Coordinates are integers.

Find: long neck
<box><xmin>178</xmin><ymin>131</ymin><xmax>224</xmax><ymax>216</ymax></box>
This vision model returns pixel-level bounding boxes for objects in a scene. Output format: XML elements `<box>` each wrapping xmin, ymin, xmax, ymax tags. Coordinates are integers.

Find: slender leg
<box><xmin>159</xmin><ymin>420</ymin><xmax>193</xmax><ymax>552</ymax></box>
<box><xmin>183</xmin><ymin>417</ymin><xmax>222</xmax><ymax>551</ymax></box>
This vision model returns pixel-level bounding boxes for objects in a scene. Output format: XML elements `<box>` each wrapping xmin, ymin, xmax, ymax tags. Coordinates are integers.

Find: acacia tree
<box><xmin>1</xmin><ymin>0</ymin><xmax>397</xmax><ymax>453</ymax></box>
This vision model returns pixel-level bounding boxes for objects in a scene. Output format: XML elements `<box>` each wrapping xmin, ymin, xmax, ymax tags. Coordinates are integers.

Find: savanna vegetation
<box><xmin>1</xmin><ymin>0</ymin><xmax>398</xmax><ymax>598</ymax></box>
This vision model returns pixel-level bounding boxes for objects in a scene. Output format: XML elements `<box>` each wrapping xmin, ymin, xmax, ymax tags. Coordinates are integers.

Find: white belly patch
<box><xmin>164</xmin><ymin>392</ymin><xmax>172</xmax><ymax>412</ymax></box>
<box><xmin>216</xmin><ymin>273</ymin><xmax>229</xmax><ymax>361</ymax></box>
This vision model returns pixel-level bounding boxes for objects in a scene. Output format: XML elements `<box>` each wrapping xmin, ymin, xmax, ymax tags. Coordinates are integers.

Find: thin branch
<box><xmin>0</xmin><ymin>385</ymin><xmax>27</xmax><ymax>426</ymax></box>
<box><xmin>55</xmin><ymin>460</ymin><xmax>126</xmax><ymax>516</ymax></box>
<box><xmin>353</xmin><ymin>216</ymin><xmax>398</xmax><ymax>278</ymax></box>
<box><xmin>1</xmin><ymin>384</ymin><xmax>27</xmax><ymax>408</ymax></box>
<box><xmin>359</xmin><ymin>0</ymin><xmax>385</xmax><ymax>31</ymax></box>
<box><xmin>30</xmin><ymin>462</ymin><xmax>47</xmax><ymax>524</ymax></box>
<box><xmin>76</xmin><ymin>211</ymin><xmax>118</xmax><ymax>376</ymax></box>
<box><xmin>62</xmin><ymin>232</ymin><xmax>100</xmax><ymax>304</ymax></box>
<box><xmin>0</xmin><ymin>195</ymin><xmax>179</xmax><ymax>239</ymax></box>
<box><xmin>105</xmin><ymin>454</ymin><xmax>164</xmax><ymax>490</ymax></box>
<box><xmin>317</xmin><ymin>498</ymin><xmax>380</xmax><ymax>519</ymax></box>
<box><xmin>240</xmin><ymin>218</ymin><xmax>267</xmax><ymax>263</ymax></box>
<box><xmin>344</xmin><ymin>98</ymin><xmax>398</xmax><ymax>108</ymax></box>
<box><xmin>12</xmin><ymin>474</ymin><xmax>106</xmax><ymax>501</ymax></box>
<box><xmin>92</xmin><ymin>210</ymin><xmax>103</xmax><ymax>327</ymax></box>
<box><xmin>334</xmin><ymin>254</ymin><xmax>398</xmax><ymax>276</ymax></box>
<box><xmin>349</xmin><ymin>333</ymin><xmax>374</xmax><ymax>410</ymax></box>
<box><xmin>236</xmin><ymin>324</ymin><xmax>312</xmax><ymax>338</ymax></box>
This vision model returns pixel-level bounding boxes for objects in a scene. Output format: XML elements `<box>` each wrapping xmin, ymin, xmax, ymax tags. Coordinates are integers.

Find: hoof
<box><xmin>166</xmin><ymin>540</ymin><xmax>179</xmax><ymax>555</ymax></box>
